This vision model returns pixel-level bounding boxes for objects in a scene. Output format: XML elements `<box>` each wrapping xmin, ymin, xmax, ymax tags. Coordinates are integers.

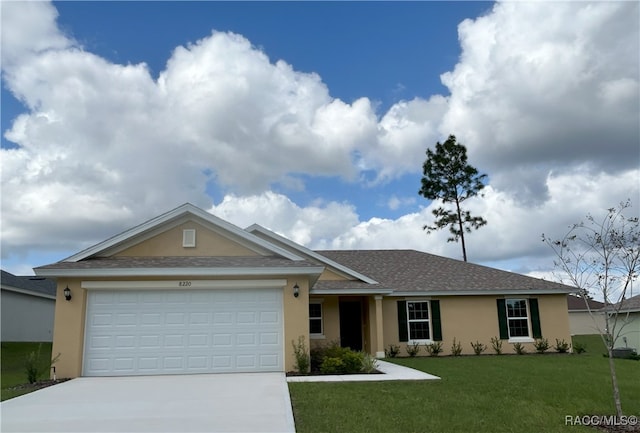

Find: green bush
<box><xmin>572</xmin><ymin>341</ymin><xmax>587</xmax><ymax>354</ymax></box>
<box><xmin>513</xmin><ymin>342</ymin><xmax>526</xmax><ymax>355</ymax></box>
<box><xmin>406</xmin><ymin>342</ymin><xmax>421</xmax><ymax>357</ymax></box>
<box><xmin>425</xmin><ymin>341</ymin><xmax>443</xmax><ymax>357</ymax></box>
<box><xmin>292</xmin><ymin>336</ymin><xmax>310</xmax><ymax>374</ymax></box>
<box><xmin>534</xmin><ymin>338</ymin><xmax>550</xmax><ymax>354</ymax></box>
<box><xmin>361</xmin><ymin>352</ymin><xmax>378</xmax><ymax>373</ymax></box>
<box><xmin>384</xmin><ymin>344</ymin><xmax>400</xmax><ymax>358</ymax></box>
<box><xmin>312</xmin><ymin>341</ymin><xmax>365</xmax><ymax>374</ymax></box>
<box><xmin>554</xmin><ymin>338</ymin><xmax>570</xmax><ymax>353</ymax></box>
<box><xmin>342</xmin><ymin>351</ymin><xmax>365</xmax><ymax>373</ymax></box>
<box><xmin>24</xmin><ymin>344</ymin><xmax>60</xmax><ymax>384</ymax></box>
<box><xmin>320</xmin><ymin>357</ymin><xmax>345</xmax><ymax>374</ymax></box>
<box><xmin>450</xmin><ymin>338</ymin><xmax>463</xmax><ymax>356</ymax></box>
<box><xmin>470</xmin><ymin>340</ymin><xmax>487</xmax><ymax>355</ymax></box>
<box><xmin>490</xmin><ymin>337</ymin><xmax>503</xmax><ymax>355</ymax></box>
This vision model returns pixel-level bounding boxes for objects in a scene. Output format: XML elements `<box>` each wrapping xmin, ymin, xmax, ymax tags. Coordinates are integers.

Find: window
<box><xmin>309</xmin><ymin>301</ymin><xmax>323</xmax><ymax>336</ymax></box>
<box><xmin>397</xmin><ymin>300</ymin><xmax>442</xmax><ymax>342</ymax></box>
<box><xmin>497</xmin><ymin>298</ymin><xmax>542</xmax><ymax>341</ymax></box>
<box><xmin>182</xmin><ymin>229</ymin><xmax>196</xmax><ymax>247</ymax></box>
<box><xmin>506</xmin><ymin>299</ymin><xmax>529</xmax><ymax>338</ymax></box>
<box><xmin>407</xmin><ymin>301</ymin><xmax>430</xmax><ymax>341</ymax></box>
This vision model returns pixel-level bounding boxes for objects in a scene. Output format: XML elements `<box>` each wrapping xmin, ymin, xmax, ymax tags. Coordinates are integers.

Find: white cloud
<box><xmin>208</xmin><ymin>192</ymin><xmax>359</xmax><ymax>247</ymax></box>
<box><xmin>1</xmin><ymin>0</ymin><xmax>638</xmax><ymax>284</ymax></box>
<box><xmin>440</xmin><ymin>1</ymin><xmax>639</xmax><ymax>203</ymax></box>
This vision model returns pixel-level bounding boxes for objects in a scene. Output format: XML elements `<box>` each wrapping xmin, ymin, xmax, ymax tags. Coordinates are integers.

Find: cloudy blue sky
<box><xmin>1</xmin><ymin>1</ymin><xmax>638</xmax><ymax>282</ymax></box>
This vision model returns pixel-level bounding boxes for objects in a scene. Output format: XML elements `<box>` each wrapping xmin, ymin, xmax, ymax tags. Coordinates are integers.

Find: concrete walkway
<box><xmin>286</xmin><ymin>360</ymin><xmax>440</xmax><ymax>382</ymax></box>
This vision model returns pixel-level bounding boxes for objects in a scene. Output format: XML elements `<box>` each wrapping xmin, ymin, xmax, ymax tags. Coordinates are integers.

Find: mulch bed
<box><xmin>7</xmin><ymin>378</ymin><xmax>71</xmax><ymax>392</ymax></box>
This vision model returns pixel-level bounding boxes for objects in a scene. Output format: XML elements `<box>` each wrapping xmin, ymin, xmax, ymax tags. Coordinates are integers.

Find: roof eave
<box><xmin>391</xmin><ymin>288</ymin><xmax>576</xmax><ymax>297</ymax></box>
<box><xmin>310</xmin><ymin>288</ymin><xmax>394</xmax><ymax>296</ymax></box>
<box><xmin>0</xmin><ymin>285</ymin><xmax>57</xmax><ymax>300</ymax></box>
<box><xmin>34</xmin><ymin>266</ymin><xmax>326</xmax><ymax>279</ymax></box>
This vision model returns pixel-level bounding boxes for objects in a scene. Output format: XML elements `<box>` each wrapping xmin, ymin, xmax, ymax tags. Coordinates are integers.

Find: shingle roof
<box><xmin>566</xmin><ymin>295</ymin><xmax>605</xmax><ymax>311</ymax></box>
<box><xmin>617</xmin><ymin>294</ymin><xmax>640</xmax><ymax>312</ymax></box>
<box><xmin>315</xmin><ymin>250</ymin><xmax>574</xmax><ymax>294</ymax></box>
<box><xmin>1</xmin><ymin>270</ymin><xmax>56</xmax><ymax>297</ymax></box>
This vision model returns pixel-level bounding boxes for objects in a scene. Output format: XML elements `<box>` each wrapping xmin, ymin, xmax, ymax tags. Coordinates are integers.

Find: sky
<box><xmin>1</xmin><ymin>1</ymin><xmax>639</xmax><ymax>288</ymax></box>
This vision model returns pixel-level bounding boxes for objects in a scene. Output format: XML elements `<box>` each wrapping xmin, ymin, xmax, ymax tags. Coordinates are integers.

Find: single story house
<box><xmin>35</xmin><ymin>203</ymin><xmax>575</xmax><ymax>378</ymax></box>
<box><xmin>1</xmin><ymin>270</ymin><xmax>56</xmax><ymax>342</ymax></box>
<box><xmin>567</xmin><ymin>295</ymin><xmax>605</xmax><ymax>335</ymax></box>
<box><xmin>613</xmin><ymin>294</ymin><xmax>640</xmax><ymax>353</ymax></box>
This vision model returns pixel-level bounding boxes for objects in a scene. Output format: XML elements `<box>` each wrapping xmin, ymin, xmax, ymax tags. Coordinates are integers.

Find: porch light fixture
<box><xmin>293</xmin><ymin>283</ymin><xmax>300</xmax><ymax>298</ymax></box>
<box><xmin>64</xmin><ymin>286</ymin><xmax>72</xmax><ymax>301</ymax></box>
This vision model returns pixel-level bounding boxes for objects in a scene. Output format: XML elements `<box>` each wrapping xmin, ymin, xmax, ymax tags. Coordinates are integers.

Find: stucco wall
<box><xmin>115</xmin><ymin>222</ymin><xmax>260</xmax><ymax>257</ymax></box>
<box><xmin>617</xmin><ymin>312</ymin><xmax>640</xmax><ymax>352</ymax></box>
<box><xmin>382</xmin><ymin>294</ymin><xmax>572</xmax><ymax>356</ymax></box>
<box><xmin>1</xmin><ymin>290</ymin><xmax>55</xmax><ymax>342</ymax></box>
<box><xmin>569</xmin><ymin>311</ymin><xmax>606</xmax><ymax>335</ymax></box>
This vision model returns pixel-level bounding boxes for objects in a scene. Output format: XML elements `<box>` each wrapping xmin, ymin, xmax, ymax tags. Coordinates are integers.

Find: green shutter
<box><xmin>431</xmin><ymin>300</ymin><xmax>442</xmax><ymax>341</ymax></box>
<box><xmin>397</xmin><ymin>300</ymin><xmax>408</xmax><ymax>342</ymax></box>
<box><xmin>497</xmin><ymin>299</ymin><xmax>508</xmax><ymax>339</ymax></box>
<box><xmin>529</xmin><ymin>298</ymin><xmax>542</xmax><ymax>338</ymax></box>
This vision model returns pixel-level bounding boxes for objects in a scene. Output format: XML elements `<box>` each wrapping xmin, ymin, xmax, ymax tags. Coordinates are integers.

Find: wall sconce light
<box><xmin>293</xmin><ymin>283</ymin><xmax>300</xmax><ymax>298</ymax></box>
<box><xmin>63</xmin><ymin>286</ymin><xmax>72</xmax><ymax>301</ymax></box>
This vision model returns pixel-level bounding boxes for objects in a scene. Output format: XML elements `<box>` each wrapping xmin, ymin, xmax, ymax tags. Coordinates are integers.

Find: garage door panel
<box><xmin>84</xmin><ymin>288</ymin><xmax>283</xmax><ymax>376</ymax></box>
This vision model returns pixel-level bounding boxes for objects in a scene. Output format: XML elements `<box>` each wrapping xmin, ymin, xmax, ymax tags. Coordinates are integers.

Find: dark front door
<box><xmin>339</xmin><ymin>300</ymin><xmax>363</xmax><ymax>351</ymax></box>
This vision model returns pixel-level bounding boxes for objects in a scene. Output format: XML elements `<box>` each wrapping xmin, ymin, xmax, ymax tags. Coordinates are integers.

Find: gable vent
<box><xmin>183</xmin><ymin>229</ymin><xmax>196</xmax><ymax>248</ymax></box>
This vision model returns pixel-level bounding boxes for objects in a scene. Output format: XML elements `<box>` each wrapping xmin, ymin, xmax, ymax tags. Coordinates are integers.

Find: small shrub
<box><xmin>320</xmin><ymin>357</ymin><xmax>344</xmax><ymax>374</ymax></box>
<box><xmin>425</xmin><ymin>341</ymin><xmax>443</xmax><ymax>357</ymax></box>
<box><xmin>291</xmin><ymin>336</ymin><xmax>310</xmax><ymax>374</ymax></box>
<box><xmin>406</xmin><ymin>342</ymin><xmax>421</xmax><ymax>357</ymax></box>
<box><xmin>450</xmin><ymin>338</ymin><xmax>463</xmax><ymax>356</ymax></box>
<box><xmin>470</xmin><ymin>340</ymin><xmax>487</xmax><ymax>355</ymax></box>
<box><xmin>316</xmin><ymin>343</ymin><xmax>364</xmax><ymax>374</ymax></box>
<box><xmin>24</xmin><ymin>344</ymin><xmax>60</xmax><ymax>384</ymax></box>
<box><xmin>361</xmin><ymin>352</ymin><xmax>379</xmax><ymax>373</ymax></box>
<box><xmin>490</xmin><ymin>337</ymin><xmax>503</xmax><ymax>355</ymax></box>
<box><xmin>342</xmin><ymin>350</ymin><xmax>365</xmax><ymax>373</ymax></box>
<box><xmin>384</xmin><ymin>344</ymin><xmax>400</xmax><ymax>358</ymax></box>
<box><xmin>573</xmin><ymin>342</ymin><xmax>587</xmax><ymax>354</ymax></box>
<box><xmin>554</xmin><ymin>338</ymin><xmax>570</xmax><ymax>353</ymax></box>
<box><xmin>534</xmin><ymin>338</ymin><xmax>550</xmax><ymax>354</ymax></box>
<box><xmin>513</xmin><ymin>342</ymin><xmax>526</xmax><ymax>355</ymax></box>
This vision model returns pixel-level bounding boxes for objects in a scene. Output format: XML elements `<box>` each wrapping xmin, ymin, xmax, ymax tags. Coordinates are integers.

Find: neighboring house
<box><xmin>567</xmin><ymin>295</ymin><xmax>605</xmax><ymax>335</ymax></box>
<box><xmin>1</xmin><ymin>270</ymin><xmax>56</xmax><ymax>342</ymax></box>
<box><xmin>614</xmin><ymin>294</ymin><xmax>640</xmax><ymax>352</ymax></box>
<box><xmin>34</xmin><ymin>203</ymin><xmax>575</xmax><ymax>378</ymax></box>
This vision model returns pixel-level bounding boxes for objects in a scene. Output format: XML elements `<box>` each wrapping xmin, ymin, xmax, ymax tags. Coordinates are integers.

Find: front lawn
<box><xmin>288</xmin><ymin>336</ymin><xmax>639</xmax><ymax>433</ymax></box>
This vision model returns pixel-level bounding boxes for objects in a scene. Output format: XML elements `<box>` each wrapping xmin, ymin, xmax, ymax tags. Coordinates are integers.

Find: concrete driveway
<box><xmin>0</xmin><ymin>373</ymin><xmax>295</xmax><ymax>433</ymax></box>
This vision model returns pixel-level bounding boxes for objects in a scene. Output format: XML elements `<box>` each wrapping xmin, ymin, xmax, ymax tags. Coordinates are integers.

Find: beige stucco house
<box><xmin>35</xmin><ymin>203</ymin><xmax>575</xmax><ymax>378</ymax></box>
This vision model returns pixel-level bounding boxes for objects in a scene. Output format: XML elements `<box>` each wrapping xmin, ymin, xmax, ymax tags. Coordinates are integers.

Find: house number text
<box><xmin>178</xmin><ymin>281</ymin><xmax>192</xmax><ymax>287</ymax></box>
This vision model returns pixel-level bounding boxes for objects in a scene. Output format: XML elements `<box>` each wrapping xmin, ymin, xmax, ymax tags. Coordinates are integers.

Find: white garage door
<box><xmin>83</xmin><ymin>288</ymin><xmax>283</xmax><ymax>376</ymax></box>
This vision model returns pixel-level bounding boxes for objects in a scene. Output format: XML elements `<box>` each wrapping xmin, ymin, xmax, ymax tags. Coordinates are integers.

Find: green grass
<box><xmin>1</xmin><ymin>342</ymin><xmax>53</xmax><ymax>401</ymax></box>
<box><xmin>289</xmin><ymin>335</ymin><xmax>640</xmax><ymax>433</ymax></box>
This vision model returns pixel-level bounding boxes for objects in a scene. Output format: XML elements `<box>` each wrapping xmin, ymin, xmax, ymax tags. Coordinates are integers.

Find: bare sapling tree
<box><xmin>542</xmin><ymin>199</ymin><xmax>639</xmax><ymax>417</ymax></box>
